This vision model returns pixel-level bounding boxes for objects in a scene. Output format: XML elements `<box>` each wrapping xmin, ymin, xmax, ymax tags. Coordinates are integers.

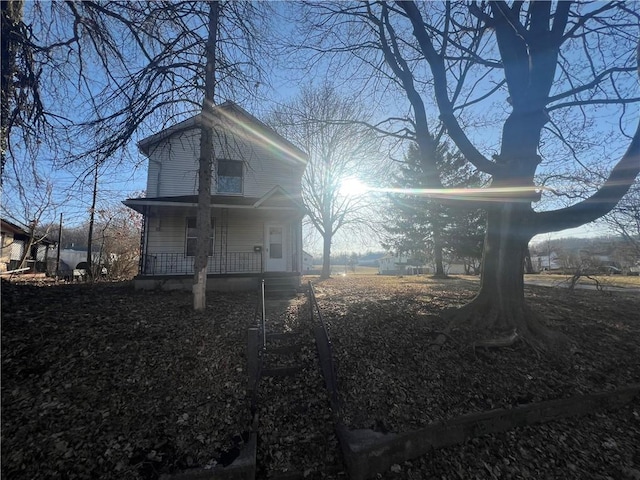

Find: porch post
<box><xmin>138</xmin><ymin>207</ymin><xmax>149</xmax><ymax>275</ymax></box>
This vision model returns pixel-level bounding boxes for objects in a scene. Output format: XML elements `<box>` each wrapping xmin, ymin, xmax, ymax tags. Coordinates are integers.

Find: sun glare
<box><xmin>339</xmin><ymin>177</ymin><xmax>369</xmax><ymax>197</ymax></box>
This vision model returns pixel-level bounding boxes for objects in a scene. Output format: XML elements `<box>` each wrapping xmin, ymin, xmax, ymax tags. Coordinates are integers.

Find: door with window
<box><xmin>265</xmin><ymin>224</ymin><xmax>286</xmax><ymax>271</ymax></box>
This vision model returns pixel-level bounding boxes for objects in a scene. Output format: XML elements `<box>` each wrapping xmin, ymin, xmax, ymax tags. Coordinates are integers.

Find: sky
<box><xmin>3</xmin><ymin>1</ymin><xmax>637</xmax><ymax>254</ymax></box>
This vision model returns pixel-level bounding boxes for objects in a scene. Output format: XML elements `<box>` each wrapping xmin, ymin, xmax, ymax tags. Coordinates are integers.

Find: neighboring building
<box><xmin>378</xmin><ymin>255</ymin><xmax>402</xmax><ymax>275</ymax></box>
<box><xmin>124</xmin><ymin>101</ymin><xmax>308</xmax><ymax>291</ymax></box>
<box><xmin>54</xmin><ymin>247</ymin><xmax>105</xmax><ymax>278</ymax></box>
<box><xmin>531</xmin><ymin>252</ymin><xmax>562</xmax><ymax>272</ymax></box>
<box><xmin>445</xmin><ymin>262</ymin><xmax>467</xmax><ymax>275</ymax></box>
<box><xmin>378</xmin><ymin>254</ymin><xmax>428</xmax><ymax>275</ymax></box>
<box><xmin>302</xmin><ymin>251</ymin><xmax>314</xmax><ymax>272</ymax></box>
<box><xmin>0</xmin><ymin>218</ymin><xmax>54</xmax><ymax>273</ymax></box>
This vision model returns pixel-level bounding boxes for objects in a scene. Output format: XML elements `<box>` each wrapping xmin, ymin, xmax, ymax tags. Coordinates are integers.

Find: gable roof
<box><xmin>137</xmin><ymin>101</ymin><xmax>308</xmax><ymax>166</ymax></box>
<box><xmin>252</xmin><ymin>186</ymin><xmax>304</xmax><ymax>210</ymax></box>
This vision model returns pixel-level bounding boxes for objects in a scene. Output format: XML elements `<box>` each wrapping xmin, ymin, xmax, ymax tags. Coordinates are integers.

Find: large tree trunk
<box><xmin>321</xmin><ymin>233</ymin><xmax>331</xmax><ymax>279</ymax></box>
<box><xmin>448</xmin><ymin>198</ymin><xmax>566</xmax><ymax>350</ymax></box>
<box><xmin>456</xmin><ymin>202</ymin><xmax>530</xmax><ymax>328</ymax></box>
<box><xmin>447</xmin><ymin>111</ymin><xmax>567</xmax><ymax>350</ymax></box>
<box><xmin>193</xmin><ymin>122</ymin><xmax>213</xmax><ymax>310</ymax></box>
<box><xmin>432</xmin><ymin>221</ymin><xmax>445</xmax><ymax>277</ymax></box>
<box><xmin>193</xmin><ymin>1</ymin><xmax>220</xmax><ymax>311</ymax></box>
<box><xmin>0</xmin><ymin>0</ymin><xmax>23</xmax><ymax>178</ymax></box>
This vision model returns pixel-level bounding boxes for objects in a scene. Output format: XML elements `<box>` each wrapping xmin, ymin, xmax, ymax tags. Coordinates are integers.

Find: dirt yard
<box><xmin>2</xmin><ymin>275</ymin><xmax>639</xmax><ymax>479</ymax></box>
<box><xmin>1</xmin><ymin>281</ymin><xmax>256</xmax><ymax>479</ymax></box>
<box><xmin>310</xmin><ymin>274</ymin><xmax>640</xmax><ymax>478</ymax></box>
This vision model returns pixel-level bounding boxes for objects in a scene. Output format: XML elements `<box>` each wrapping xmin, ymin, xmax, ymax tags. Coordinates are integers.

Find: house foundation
<box><xmin>133</xmin><ymin>272</ymin><xmax>300</xmax><ymax>293</ymax></box>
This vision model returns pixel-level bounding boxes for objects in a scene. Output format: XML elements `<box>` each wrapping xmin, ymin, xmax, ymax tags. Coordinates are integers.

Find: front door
<box><xmin>265</xmin><ymin>224</ymin><xmax>286</xmax><ymax>271</ymax></box>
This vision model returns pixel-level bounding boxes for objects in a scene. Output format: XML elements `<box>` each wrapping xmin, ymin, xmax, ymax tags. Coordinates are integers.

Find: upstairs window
<box><xmin>185</xmin><ymin>217</ymin><xmax>214</xmax><ymax>256</ymax></box>
<box><xmin>217</xmin><ymin>160</ymin><xmax>243</xmax><ymax>194</ymax></box>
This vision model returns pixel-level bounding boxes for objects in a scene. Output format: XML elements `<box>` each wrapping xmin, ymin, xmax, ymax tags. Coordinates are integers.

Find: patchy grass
<box><xmin>523</xmin><ymin>273</ymin><xmax>640</xmax><ymax>289</ymax></box>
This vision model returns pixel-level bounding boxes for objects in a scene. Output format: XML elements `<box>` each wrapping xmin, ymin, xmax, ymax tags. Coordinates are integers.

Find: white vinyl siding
<box><xmin>146</xmin><ymin>130</ymin><xmax>200</xmax><ymax>197</ymax></box>
<box><xmin>144</xmin><ymin>128</ymin><xmax>304</xmax><ymax>199</ymax></box>
<box><xmin>224</xmin><ymin>215</ymin><xmax>264</xmax><ymax>253</ymax></box>
<box><xmin>146</xmin><ymin>210</ymin><xmax>264</xmax><ymax>256</ymax></box>
<box><xmin>243</xmin><ymin>151</ymin><xmax>303</xmax><ymax>198</ymax></box>
<box><xmin>185</xmin><ymin>217</ymin><xmax>214</xmax><ymax>256</ymax></box>
<box><xmin>146</xmin><ymin>214</ymin><xmax>188</xmax><ymax>254</ymax></box>
<box><xmin>10</xmin><ymin>240</ymin><xmax>24</xmax><ymax>261</ymax></box>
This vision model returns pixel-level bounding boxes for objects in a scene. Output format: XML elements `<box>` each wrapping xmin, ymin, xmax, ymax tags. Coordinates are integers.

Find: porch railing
<box><xmin>141</xmin><ymin>252</ymin><xmax>262</xmax><ymax>275</ymax></box>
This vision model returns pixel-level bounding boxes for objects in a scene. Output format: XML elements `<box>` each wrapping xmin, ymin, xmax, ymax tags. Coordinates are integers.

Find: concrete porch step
<box><xmin>267</xmin><ymin>343</ymin><xmax>305</xmax><ymax>355</ymax></box>
<box><xmin>263</xmin><ymin>277</ymin><xmax>299</xmax><ymax>298</ymax></box>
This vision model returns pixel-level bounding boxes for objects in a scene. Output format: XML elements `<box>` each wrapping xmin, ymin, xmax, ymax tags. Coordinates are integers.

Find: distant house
<box><xmin>445</xmin><ymin>262</ymin><xmax>467</xmax><ymax>275</ymax></box>
<box><xmin>0</xmin><ymin>218</ymin><xmax>54</xmax><ymax>273</ymax></box>
<box><xmin>531</xmin><ymin>252</ymin><xmax>562</xmax><ymax>272</ymax></box>
<box><xmin>124</xmin><ymin>101</ymin><xmax>308</xmax><ymax>291</ymax></box>
<box><xmin>378</xmin><ymin>255</ymin><xmax>402</xmax><ymax>275</ymax></box>
<box><xmin>378</xmin><ymin>254</ymin><xmax>428</xmax><ymax>275</ymax></box>
<box><xmin>55</xmin><ymin>247</ymin><xmax>105</xmax><ymax>278</ymax></box>
<box><xmin>358</xmin><ymin>251</ymin><xmax>386</xmax><ymax>267</ymax></box>
<box><xmin>302</xmin><ymin>251</ymin><xmax>314</xmax><ymax>272</ymax></box>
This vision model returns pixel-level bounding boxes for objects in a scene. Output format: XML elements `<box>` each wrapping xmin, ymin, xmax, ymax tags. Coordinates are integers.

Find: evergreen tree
<box><xmin>384</xmin><ymin>142</ymin><xmax>485</xmax><ymax>274</ymax></box>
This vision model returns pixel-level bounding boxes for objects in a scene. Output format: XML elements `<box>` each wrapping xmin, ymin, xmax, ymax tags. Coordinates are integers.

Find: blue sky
<box><xmin>3</xmin><ymin>2</ymin><xmax>637</xmax><ymax>254</ymax></box>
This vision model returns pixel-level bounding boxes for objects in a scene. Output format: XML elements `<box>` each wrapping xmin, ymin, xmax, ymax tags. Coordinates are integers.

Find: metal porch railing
<box><xmin>141</xmin><ymin>252</ymin><xmax>262</xmax><ymax>275</ymax></box>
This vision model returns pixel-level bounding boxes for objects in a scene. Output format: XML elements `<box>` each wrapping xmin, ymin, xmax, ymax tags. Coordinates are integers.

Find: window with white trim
<box><xmin>217</xmin><ymin>160</ymin><xmax>243</xmax><ymax>194</ymax></box>
<box><xmin>185</xmin><ymin>217</ymin><xmax>214</xmax><ymax>256</ymax></box>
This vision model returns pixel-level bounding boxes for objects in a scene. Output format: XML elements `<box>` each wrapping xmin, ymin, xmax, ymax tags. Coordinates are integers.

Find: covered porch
<box><xmin>124</xmin><ymin>190</ymin><xmax>305</xmax><ymax>291</ymax></box>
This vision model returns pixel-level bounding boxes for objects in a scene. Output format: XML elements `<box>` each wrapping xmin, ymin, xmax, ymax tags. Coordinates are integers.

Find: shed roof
<box><xmin>1</xmin><ymin>218</ymin><xmax>29</xmax><ymax>236</ymax></box>
<box><xmin>1</xmin><ymin>218</ymin><xmax>56</xmax><ymax>245</ymax></box>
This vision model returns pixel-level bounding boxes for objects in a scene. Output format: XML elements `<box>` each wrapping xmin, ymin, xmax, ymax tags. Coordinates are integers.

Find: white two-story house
<box><xmin>124</xmin><ymin>101</ymin><xmax>308</xmax><ymax>291</ymax></box>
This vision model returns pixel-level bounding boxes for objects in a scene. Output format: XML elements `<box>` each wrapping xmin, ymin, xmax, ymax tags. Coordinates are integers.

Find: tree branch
<box><xmin>397</xmin><ymin>1</ymin><xmax>498</xmax><ymax>175</ymax></box>
<box><xmin>532</xmin><ymin>120</ymin><xmax>640</xmax><ymax>234</ymax></box>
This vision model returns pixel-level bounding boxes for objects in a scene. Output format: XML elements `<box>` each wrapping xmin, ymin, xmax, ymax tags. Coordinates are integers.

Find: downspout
<box><xmin>148</xmin><ymin>157</ymin><xmax>162</xmax><ymax>197</ymax></box>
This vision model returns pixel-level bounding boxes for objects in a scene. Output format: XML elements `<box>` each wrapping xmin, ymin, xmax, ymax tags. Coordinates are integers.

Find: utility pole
<box><xmin>87</xmin><ymin>161</ymin><xmax>98</xmax><ymax>281</ymax></box>
<box><xmin>55</xmin><ymin>213</ymin><xmax>62</xmax><ymax>279</ymax></box>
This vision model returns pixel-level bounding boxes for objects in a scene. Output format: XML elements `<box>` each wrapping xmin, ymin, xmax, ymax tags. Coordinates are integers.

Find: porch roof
<box><xmin>123</xmin><ymin>189</ymin><xmax>305</xmax><ymax>214</ymax></box>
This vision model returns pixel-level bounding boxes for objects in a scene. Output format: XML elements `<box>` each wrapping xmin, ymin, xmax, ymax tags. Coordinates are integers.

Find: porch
<box><xmin>141</xmin><ymin>251</ymin><xmax>263</xmax><ymax>276</ymax></box>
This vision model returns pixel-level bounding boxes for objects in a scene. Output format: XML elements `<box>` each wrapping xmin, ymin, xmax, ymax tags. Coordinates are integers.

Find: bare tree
<box><xmin>270</xmin><ymin>83</ymin><xmax>387</xmax><ymax>279</ymax></box>
<box><xmin>4</xmin><ymin>1</ymin><xmax>273</xmax><ymax>308</ymax></box>
<box><xmin>96</xmin><ymin>206</ymin><xmax>142</xmax><ymax>281</ymax></box>
<box><xmin>604</xmin><ymin>179</ymin><xmax>640</xmax><ymax>257</ymax></box>
<box><xmin>193</xmin><ymin>1</ymin><xmax>220</xmax><ymax>310</ymax></box>
<box><xmin>297</xmin><ymin>1</ymin><xmax>639</xmax><ymax>349</ymax></box>
<box><xmin>1</xmin><ymin>147</ymin><xmax>71</xmax><ymax>271</ymax></box>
